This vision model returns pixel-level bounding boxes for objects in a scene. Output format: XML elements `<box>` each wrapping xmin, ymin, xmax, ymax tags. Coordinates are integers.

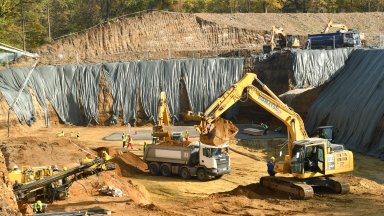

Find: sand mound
<box><xmin>0</xmin><ymin>151</ymin><xmax>20</xmax><ymax>215</ymax></box>
<box><xmin>105</xmin><ymin>147</ymin><xmax>148</xmax><ymax>175</ymax></box>
<box><xmin>119</xmin><ymin>152</ymin><xmax>148</xmax><ymax>173</ymax></box>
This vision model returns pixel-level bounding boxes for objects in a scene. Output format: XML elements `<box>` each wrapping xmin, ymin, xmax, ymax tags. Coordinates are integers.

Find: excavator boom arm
<box><xmin>157</xmin><ymin>91</ymin><xmax>171</xmax><ymax>127</ymax></box>
<box><xmin>198</xmin><ymin>73</ymin><xmax>308</xmax><ymax>156</ymax></box>
<box><xmin>323</xmin><ymin>20</ymin><xmax>348</xmax><ymax>33</ymax></box>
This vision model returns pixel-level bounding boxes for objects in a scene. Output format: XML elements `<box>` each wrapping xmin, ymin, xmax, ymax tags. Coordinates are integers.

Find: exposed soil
<box><xmin>1</xmin><ymin>125</ymin><xmax>384</xmax><ymax>215</ymax></box>
<box><xmin>12</xmin><ymin>11</ymin><xmax>382</xmax><ymax>65</ymax></box>
<box><xmin>2</xmin><ymin>10</ymin><xmax>384</xmax><ymax>216</ymax></box>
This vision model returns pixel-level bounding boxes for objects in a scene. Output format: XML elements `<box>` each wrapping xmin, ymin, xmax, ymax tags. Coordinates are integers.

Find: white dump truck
<box><xmin>143</xmin><ymin>141</ymin><xmax>230</xmax><ymax>181</ymax></box>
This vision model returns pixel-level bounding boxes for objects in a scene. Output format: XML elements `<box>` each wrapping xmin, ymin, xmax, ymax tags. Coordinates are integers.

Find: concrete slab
<box><xmin>234</xmin><ymin>124</ymin><xmax>286</xmax><ymax>140</ymax></box>
<box><xmin>103</xmin><ymin>124</ymin><xmax>286</xmax><ymax>141</ymax></box>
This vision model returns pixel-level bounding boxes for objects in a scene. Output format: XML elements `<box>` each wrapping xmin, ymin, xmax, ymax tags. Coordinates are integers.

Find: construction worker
<box><xmin>52</xmin><ymin>165</ymin><xmax>60</xmax><ymax>173</ymax></box>
<box><xmin>122</xmin><ymin>133</ymin><xmax>127</xmax><ymax>148</ymax></box>
<box><xmin>267</xmin><ymin>156</ymin><xmax>276</xmax><ymax>176</ymax></box>
<box><xmin>11</xmin><ymin>165</ymin><xmax>21</xmax><ymax>174</ymax></box>
<box><xmin>127</xmin><ymin>134</ymin><xmax>133</xmax><ymax>149</ymax></box>
<box><xmin>152</xmin><ymin>136</ymin><xmax>158</xmax><ymax>145</ymax></box>
<box><xmin>261</xmin><ymin>123</ymin><xmax>269</xmax><ymax>135</ymax></box>
<box><xmin>184</xmin><ymin>130</ymin><xmax>190</xmax><ymax>142</ymax></box>
<box><xmin>143</xmin><ymin>142</ymin><xmax>148</xmax><ymax>154</ymax></box>
<box><xmin>32</xmin><ymin>200</ymin><xmax>47</xmax><ymax>213</ymax></box>
<box><xmin>57</xmin><ymin>131</ymin><xmax>65</xmax><ymax>137</ymax></box>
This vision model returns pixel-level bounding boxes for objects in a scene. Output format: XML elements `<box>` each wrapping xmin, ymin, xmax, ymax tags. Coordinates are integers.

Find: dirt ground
<box><xmin>2</xmin><ymin>125</ymin><xmax>384</xmax><ymax>216</ymax></box>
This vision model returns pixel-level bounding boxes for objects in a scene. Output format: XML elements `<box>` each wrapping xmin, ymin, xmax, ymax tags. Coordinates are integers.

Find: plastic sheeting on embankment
<box><xmin>305</xmin><ymin>49</ymin><xmax>384</xmax><ymax>159</ymax></box>
<box><xmin>0</xmin><ymin>58</ymin><xmax>243</xmax><ymax>126</ymax></box>
<box><xmin>292</xmin><ymin>48</ymin><xmax>354</xmax><ymax>88</ymax></box>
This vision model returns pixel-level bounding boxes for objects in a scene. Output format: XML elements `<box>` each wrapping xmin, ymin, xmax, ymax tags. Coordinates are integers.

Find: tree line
<box><xmin>1</xmin><ymin>0</ymin><xmax>383</xmax><ymax>50</ymax></box>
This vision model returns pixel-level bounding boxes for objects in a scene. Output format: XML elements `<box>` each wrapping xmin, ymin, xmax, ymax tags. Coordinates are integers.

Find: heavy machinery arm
<box><xmin>322</xmin><ymin>20</ymin><xmax>349</xmax><ymax>33</ymax></box>
<box><xmin>197</xmin><ymin>72</ymin><xmax>353</xmax><ymax>199</ymax></box>
<box><xmin>152</xmin><ymin>91</ymin><xmax>183</xmax><ymax>142</ymax></box>
<box><xmin>13</xmin><ymin>153</ymin><xmax>115</xmax><ymax>202</ymax></box>
<box><xmin>197</xmin><ymin>73</ymin><xmax>307</xmax><ymax>158</ymax></box>
<box><xmin>157</xmin><ymin>91</ymin><xmax>171</xmax><ymax>128</ymax></box>
<box><xmin>152</xmin><ymin>91</ymin><xmax>172</xmax><ymax>141</ymax></box>
<box><xmin>263</xmin><ymin>26</ymin><xmax>301</xmax><ymax>52</ymax></box>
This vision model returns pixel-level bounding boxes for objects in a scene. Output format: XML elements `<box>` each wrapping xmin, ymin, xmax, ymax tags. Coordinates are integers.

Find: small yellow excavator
<box><xmin>196</xmin><ymin>73</ymin><xmax>354</xmax><ymax>199</ymax></box>
<box><xmin>263</xmin><ymin>26</ymin><xmax>301</xmax><ymax>53</ymax></box>
<box><xmin>322</xmin><ymin>19</ymin><xmax>365</xmax><ymax>46</ymax></box>
<box><xmin>322</xmin><ymin>20</ymin><xmax>349</xmax><ymax>33</ymax></box>
<box><xmin>152</xmin><ymin>91</ymin><xmax>183</xmax><ymax>143</ymax></box>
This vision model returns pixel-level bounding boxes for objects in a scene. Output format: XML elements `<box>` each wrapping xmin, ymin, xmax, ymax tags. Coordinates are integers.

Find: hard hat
<box><xmin>13</xmin><ymin>165</ymin><xmax>18</xmax><ymax>169</ymax></box>
<box><xmin>63</xmin><ymin>166</ymin><xmax>67</xmax><ymax>171</ymax></box>
<box><xmin>270</xmin><ymin>156</ymin><xmax>275</xmax><ymax>161</ymax></box>
<box><xmin>36</xmin><ymin>200</ymin><xmax>42</xmax><ymax>205</ymax></box>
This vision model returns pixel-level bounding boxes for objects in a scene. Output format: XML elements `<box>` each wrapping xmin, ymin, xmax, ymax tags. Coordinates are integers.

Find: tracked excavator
<box><xmin>322</xmin><ymin>20</ymin><xmax>349</xmax><ymax>33</ymax></box>
<box><xmin>152</xmin><ymin>91</ymin><xmax>183</xmax><ymax>143</ymax></box>
<box><xmin>195</xmin><ymin>73</ymin><xmax>354</xmax><ymax>199</ymax></box>
<box><xmin>263</xmin><ymin>26</ymin><xmax>301</xmax><ymax>53</ymax></box>
<box><xmin>321</xmin><ymin>19</ymin><xmax>365</xmax><ymax>46</ymax></box>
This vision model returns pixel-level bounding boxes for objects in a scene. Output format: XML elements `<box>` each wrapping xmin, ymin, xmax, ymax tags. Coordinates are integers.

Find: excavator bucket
<box><xmin>200</xmin><ymin>118</ymin><xmax>238</xmax><ymax>146</ymax></box>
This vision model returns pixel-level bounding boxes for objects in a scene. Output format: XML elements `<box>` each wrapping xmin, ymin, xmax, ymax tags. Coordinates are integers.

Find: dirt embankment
<box><xmin>0</xmin><ymin>151</ymin><xmax>20</xmax><ymax>215</ymax></box>
<box><xmin>23</xmin><ymin>11</ymin><xmax>384</xmax><ymax>65</ymax></box>
<box><xmin>33</xmin><ymin>11</ymin><xmax>264</xmax><ymax>65</ymax></box>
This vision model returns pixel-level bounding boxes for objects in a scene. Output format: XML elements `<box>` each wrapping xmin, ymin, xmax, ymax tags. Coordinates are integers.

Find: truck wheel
<box><xmin>197</xmin><ymin>168</ymin><xmax>208</xmax><ymax>181</ymax></box>
<box><xmin>149</xmin><ymin>162</ymin><xmax>160</xmax><ymax>176</ymax></box>
<box><xmin>160</xmin><ymin>164</ymin><xmax>171</xmax><ymax>177</ymax></box>
<box><xmin>180</xmin><ymin>167</ymin><xmax>191</xmax><ymax>179</ymax></box>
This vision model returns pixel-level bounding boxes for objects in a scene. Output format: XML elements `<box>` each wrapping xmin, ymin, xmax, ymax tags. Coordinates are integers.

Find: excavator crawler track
<box><xmin>326</xmin><ymin>177</ymin><xmax>350</xmax><ymax>194</ymax></box>
<box><xmin>260</xmin><ymin>176</ymin><xmax>314</xmax><ymax>200</ymax></box>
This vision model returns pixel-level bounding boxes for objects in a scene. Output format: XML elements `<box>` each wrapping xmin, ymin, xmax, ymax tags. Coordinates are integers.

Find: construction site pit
<box><xmin>1</xmin><ymin>11</ymin><xmax>384</xmax><ymax>216</ymax></box>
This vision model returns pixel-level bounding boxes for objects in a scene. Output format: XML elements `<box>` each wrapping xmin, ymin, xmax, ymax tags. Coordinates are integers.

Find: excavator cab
<box><xmin>291</xmin><ymin>141</ymin><xmax>326</xmax><ymax>176</ymax></box>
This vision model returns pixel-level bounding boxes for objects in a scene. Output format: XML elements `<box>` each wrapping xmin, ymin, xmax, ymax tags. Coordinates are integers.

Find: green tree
<box><xmin>261</xmin><ymin>0</ymin><xmax>286</xmax><ymax>13</ymax></box>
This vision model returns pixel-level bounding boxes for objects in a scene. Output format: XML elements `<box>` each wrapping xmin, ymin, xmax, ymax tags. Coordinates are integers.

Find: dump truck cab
<box><xmin>198</xmin><ymin>142</ymin><xmax>230</xmax><ymax>176</ymax></box>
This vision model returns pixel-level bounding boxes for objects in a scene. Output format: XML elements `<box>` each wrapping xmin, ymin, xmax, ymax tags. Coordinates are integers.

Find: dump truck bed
<box><xmin>144</xmin><ymin>144</ymin><xmax>192</xmax><ymax>164</ymax></box>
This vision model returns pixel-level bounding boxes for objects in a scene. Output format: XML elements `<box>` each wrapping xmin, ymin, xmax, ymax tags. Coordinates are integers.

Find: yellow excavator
<box><xmin>195</xmin><ymin>73</ymin><xmax>354</xmax><ymax>199</ymax></box>
<box><xmin>263</xmin><ymin>26</ymin><xmax>301</xmax><ymax>53</ymax></box>
<box><xmin>322</xmin><ymin>19</ymin><xmax>365</xmax><ymax>46</ymax></box>
<box><xmin>152</xmin><ymin>91</ymin><xmax>183</xmax><ymax>143</ymax></box>
<box><xmin>322</xmin><ymin>20</ymin><xmax>349</xmax><ymax>33</ymax></box>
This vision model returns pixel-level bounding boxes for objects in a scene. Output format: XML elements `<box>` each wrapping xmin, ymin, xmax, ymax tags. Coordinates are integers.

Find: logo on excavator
<box><xmin>258</xmin><ymin>96</ymin><xmax>281</xmax><ymax>114</ymax></box>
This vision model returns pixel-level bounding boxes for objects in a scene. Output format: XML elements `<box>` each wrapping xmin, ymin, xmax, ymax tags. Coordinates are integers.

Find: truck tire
<box><xmin>149</xmin><ymin>162</ymin><xmax>160</xmax><ymax>176</ymax></box>
<box><xmin>197</xmin><ymin>168</ymin><xmax>208</xmax><ymax>181</ymax></box>
<box><xmin>180</xmin><ymin>167</ymin><xmax>191</xmax><ymax>179</ymax></box>
<box><xmin>160</xmin><ymin>164</ymin><xmax>172</xmax><ymax>177</ymax></box>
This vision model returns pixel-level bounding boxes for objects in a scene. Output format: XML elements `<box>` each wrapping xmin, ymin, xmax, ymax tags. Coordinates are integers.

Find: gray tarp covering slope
<box><xmin>0</xmin><ymin>68</ymin><xmax>36</xmax><ymax>125</ymax></box>
<box><xmin>103</xmin><ymin>58</ymin><xmax>244</xmax><ymax>124</ymax></box>
<box><xmin>306</xmin><ymin>49</ymin><xmax>384</xmax><ymax>159</ymax></box>
<box><xmin>292</xmin><ymin>48</ymin><xmax>354</xmax><ymax>88</ymax></box>
<box><xmin>0</xmin><ymin>58</ymin><xmax>243</xmax><ymax>126</ymax></box>
<box><xmin>103</xmin><ymin>62</ymin><xmax>138</xmax><ymax>124</ymax></box>
<box><xmin>182</xmin><ymin>58</ymin><xmax>243</xmax><ymax>113</ymax></box>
